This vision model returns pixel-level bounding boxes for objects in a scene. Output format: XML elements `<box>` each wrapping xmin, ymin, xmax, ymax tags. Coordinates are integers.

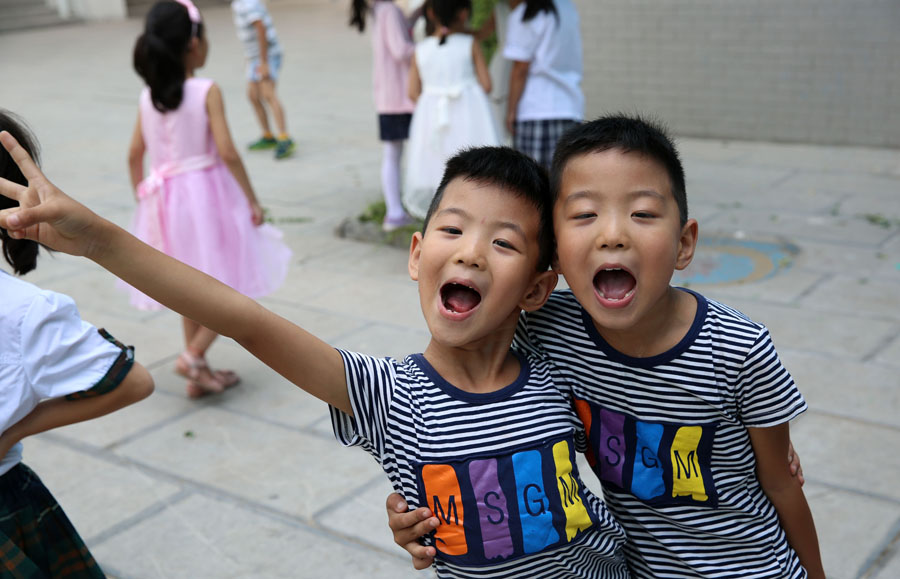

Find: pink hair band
<box><xmin>173</xmin><ymin>0</ymin><xmax>201</xmax><ymax>24</ymax></box>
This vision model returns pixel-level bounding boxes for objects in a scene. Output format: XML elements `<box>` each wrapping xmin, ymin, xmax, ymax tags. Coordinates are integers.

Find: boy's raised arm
<box><xmin>0</xmin><ymin>131</ymin><xmax>352</xmax><ymax>415</ymax></box>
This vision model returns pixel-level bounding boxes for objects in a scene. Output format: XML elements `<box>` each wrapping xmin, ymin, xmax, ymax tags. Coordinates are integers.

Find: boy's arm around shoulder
<box><xmin>748</xmin><ymin>424</ymin><xmax>825</xmax><ymax>578</ymax></box>
<box><xmin>0</xmin><ymin>130</ymin><xmax>353</xmax><ymax>415</ymax></box>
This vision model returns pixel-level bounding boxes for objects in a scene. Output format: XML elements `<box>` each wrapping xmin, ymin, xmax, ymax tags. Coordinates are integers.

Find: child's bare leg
<box><xmin>182</xmin><ymin>317</ymin><xmax>216</xmax><ymax>353</ymax></box>
<box><xmin>258</xmin><ymin>79</ymin><xmax>287</xmax><ymax>137</ymax></box>
<box><xmin>247</xmin><ymin>81</ymin><xmax>272</xmax><ymax>136</ymax></box>
<box><xmin>178</xmin><ymin>317</ymin><xmax>236</xmax><ymax>396</ymax></box>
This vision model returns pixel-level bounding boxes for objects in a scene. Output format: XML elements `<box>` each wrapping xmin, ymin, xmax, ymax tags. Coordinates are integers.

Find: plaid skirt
<box><xmin>513</xmin><ymin>118</ymin><xmax>580</xmax><ymax>170</ymax></box>
<box><xmin>1</xmin><ymin>463</ymin><xmax>104</xmax><ymax>578</ymax></box>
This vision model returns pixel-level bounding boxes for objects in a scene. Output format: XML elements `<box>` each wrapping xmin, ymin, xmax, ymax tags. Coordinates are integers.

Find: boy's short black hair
<box><xmin>550</xmin><ymin>114</ymin><xmax>688</xmax><ymax>225</ymax></box>
<box><xmin>422</xmin><ymin>146</ymin><xmax>555</xmax><ymax>272</ymax></box>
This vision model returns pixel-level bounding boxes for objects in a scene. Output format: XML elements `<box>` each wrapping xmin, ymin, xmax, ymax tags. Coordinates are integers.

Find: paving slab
<box><xmin>91</xmin><ymin>493</ymin><xmax>419</xmax><ymax>579</ymax></box>
<box><xmin>793</xmin><ymin>414</ymin><xmax>900</xmax><ymax>503</ymax></box>
<box><xmin>704</xmin><ymin>208</ymin><xmax>896</xmax><ymax>246</ymax></box>
<box><xmin>802</xmin><ymin>275</ymin><xmax>900</xmax><ymax>318</ymax></box>
<box><xmin>694</xmin><ymin>267</ymin><xmax>825</xmax><ymax>305</ymax></box>
<box><xmin>780</xmin><ymin>353</ymin><xmax>900</xmax><ymax>429</ymax></box>
<box><xmin>712</xmin><ymin>300</ymin><xmax>895</xmax><ymax>360</ymax></box>
<box><xmin>23</xmin><ymin>437</ymin><xmax>182</xmax><ymax>541</ymax></box>
<box><xmin>792</xmin><ymin>239</ymin><xmax>897</xmax><ymax>279</ymax></box>
<box><xmin>873</xmin><ymin>333</ymin><xmax>900</xmax><ymax>369</ymax></box>
<box><xmin>801</xmin><ymin>482</ymin><xmax>900</xmax><ymax>579</ymax></box>
<box><xmin>115</xmin><ymin>405</ymin><xmax>385</xmax><ymax>520</ymax></box>
<box><xmin>316</xmin><ymin>471</ymin><xmax>421</xmax><ymax>558</ymax></box>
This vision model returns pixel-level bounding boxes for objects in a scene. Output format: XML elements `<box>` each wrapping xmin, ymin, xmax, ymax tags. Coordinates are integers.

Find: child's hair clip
<box><xmin>173</xmin><ymin>0</ymin><xmax>201</xmax><ymax>24</ymax></box>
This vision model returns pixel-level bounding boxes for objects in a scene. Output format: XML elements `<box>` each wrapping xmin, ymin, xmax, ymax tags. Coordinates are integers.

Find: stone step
<box><xmin>0</xmin><ymin>0</ymin><xmax>38</xmax><ymax>8</ymax></box>
<box><xmin>0</xmin><ymin>0</ymin><xmax>74</xmax><ymax>34</ymax></box>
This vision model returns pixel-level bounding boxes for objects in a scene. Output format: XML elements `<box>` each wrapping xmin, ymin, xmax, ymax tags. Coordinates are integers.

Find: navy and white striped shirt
<box><xmin>517</xmin><ymin>289</ymin><xmax>808</xmax><ymax>578</ymax></box>
<box><xmin>330</xmin><ymin>349</ymin><xmax>630</xmax><ymax>578</ymax></box>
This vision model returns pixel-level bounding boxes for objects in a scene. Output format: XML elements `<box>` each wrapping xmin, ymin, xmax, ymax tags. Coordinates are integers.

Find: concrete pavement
<box><xmin>1</xmin><ymin>2</ymin><xmax>899</xmax><ymax>577</ymax></box>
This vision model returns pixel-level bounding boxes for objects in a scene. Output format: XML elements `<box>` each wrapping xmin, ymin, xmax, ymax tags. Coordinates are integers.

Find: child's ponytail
<box><xmin>133</xmin><ymin>1</ymin><xmax>196</xmax><ymax>112</ymax></box>
<box><xmin>349</xmin><ymin>0</ymin><xmax>368</xmax><ymax>33</ymax></box>
<box><xmin>0</xmin><ymin>109</ymin><xmax>41</xmax><ymax>275</ymax></box>
<box><xmin>430</xmin><ymin>0</ymin><xmax>470</xmax><ymax>46</ymax></box>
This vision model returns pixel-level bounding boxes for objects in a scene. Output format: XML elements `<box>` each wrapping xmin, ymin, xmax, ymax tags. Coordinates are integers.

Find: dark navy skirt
<box><xmin>378</xmin><ymin>113</ymin><xmax>413</xmax><ymax>141</ymax></box>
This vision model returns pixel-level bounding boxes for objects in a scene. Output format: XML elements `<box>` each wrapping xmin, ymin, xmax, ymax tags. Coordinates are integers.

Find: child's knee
<box><xmin>260</xmin><ymin>82</ymin><xmax>280</xmax><ymax>105</ymax></box>
<box><xmin>246</xmin><ymin>83</ymin><xmax>261</xmax><ymax>104</ymax></box>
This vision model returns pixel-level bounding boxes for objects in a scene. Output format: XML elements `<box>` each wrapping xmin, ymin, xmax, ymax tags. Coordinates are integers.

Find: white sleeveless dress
<box><xmin>403</xmin><ymin>34</ymin><xmax>500</xmax><ymax>219</ymax></box>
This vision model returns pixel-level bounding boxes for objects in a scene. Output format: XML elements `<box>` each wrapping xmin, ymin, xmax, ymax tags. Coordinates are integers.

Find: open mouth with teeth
<box><xmin>441</xmin><ymin>282</ymin><xmax>482</xmax><ymax>314</ymax></box>
<box><xmin>593</xmin><ymin>268</ymin><xmax>636</xmax><ymax>303</ymax></box>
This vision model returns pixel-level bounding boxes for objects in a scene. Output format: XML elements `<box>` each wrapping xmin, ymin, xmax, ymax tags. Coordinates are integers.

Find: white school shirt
<box><xmin>503</xmin><ymin>0</ymin><xmax>584</xmax><ymax>121</ymax></box>
<box><xmin>0</xmin><ymin>272</ymin><xmax>128</xmax><ymax>476</ymax></box>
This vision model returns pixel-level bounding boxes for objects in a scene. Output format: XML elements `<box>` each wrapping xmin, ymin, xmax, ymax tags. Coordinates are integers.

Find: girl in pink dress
<box><xmin>350</xmin><ymin>0</ymin><xmax>417</xmax><ymax>232</ymax></box>
<box><xmin>127</xmin><ymin>0</ymin><xmax>291</xmax><ymax>398</ymax></box>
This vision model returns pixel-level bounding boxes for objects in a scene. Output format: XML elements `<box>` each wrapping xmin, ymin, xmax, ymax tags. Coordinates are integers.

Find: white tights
<box><xmin>381</xmin><ymin>140</ymin><xmax>406</xmax><ymax>221</ymax></box>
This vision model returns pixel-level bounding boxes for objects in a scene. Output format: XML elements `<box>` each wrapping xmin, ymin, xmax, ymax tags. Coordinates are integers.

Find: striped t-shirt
<box><xmin>516</xmin><ymin>289</ymin><xmax>809</xmax><ymax>578</ymax></box>
<box><xmin>330</xmin><ymin>349</ymin><xmax>629</xmax><ymax>578</ymax></box>
<box><xmin>230</xmin><ymin>0</ymin><xmax>281</xmax><ymax>59</ymax></box>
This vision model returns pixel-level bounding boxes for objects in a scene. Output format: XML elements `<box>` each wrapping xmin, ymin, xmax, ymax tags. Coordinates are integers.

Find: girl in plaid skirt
<box><xmin>503</xmin><ymin>0</ymin><xmax>584</xmax><ymax>169</ymax></box>
<box><xmin>0</xmin><ymin>110</ymin><xmax>154</xmax><ymax>578</ymax></box>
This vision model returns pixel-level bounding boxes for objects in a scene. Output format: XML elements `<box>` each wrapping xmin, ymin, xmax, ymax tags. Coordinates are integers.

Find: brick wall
<box><xmin>574</xmin><ymin>0</ymin><xmax>900</xmax><ymax>147</ymax></box>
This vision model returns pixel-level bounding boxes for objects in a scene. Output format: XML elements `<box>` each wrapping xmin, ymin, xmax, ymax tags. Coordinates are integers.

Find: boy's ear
<box><xmin>519</xmin><ymin>270</ymin><xmax>558</xmax><ymax>312</ymax></box>
<box><xmin>408</xmin><ymin>231</ymin><xmax>424</xmax><ymax>281</ymax></box>
<box><xmin>675</xmin><ymin>218</ymin><xmax>699</xmax><ymax>271</ymax></box>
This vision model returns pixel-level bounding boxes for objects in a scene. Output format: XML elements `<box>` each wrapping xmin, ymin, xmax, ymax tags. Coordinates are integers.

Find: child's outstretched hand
<box><xmin>0</xmin><ymin>131</ymin><xmax>104</xmax><ymax>258</ymax></box>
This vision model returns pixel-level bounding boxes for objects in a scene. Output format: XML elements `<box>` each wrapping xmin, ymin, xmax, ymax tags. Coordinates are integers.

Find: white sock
<box><xmin>382</xmin><ymin>140</ymin><xmax>406</xmax><ymax>221</ymax></box>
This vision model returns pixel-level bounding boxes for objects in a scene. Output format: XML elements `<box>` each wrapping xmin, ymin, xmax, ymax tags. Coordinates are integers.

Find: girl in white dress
<box><xmin>403</xmin><ymin>0</ymin><xmax>499</xmax><ymax>219</ymax></box>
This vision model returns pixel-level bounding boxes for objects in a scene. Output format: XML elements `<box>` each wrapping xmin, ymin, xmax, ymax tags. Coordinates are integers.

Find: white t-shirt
<box><xmin>503</xmin><ymin>0</ymin><xmax>584</xmax><ymax>121</ymax></box>
<box><xmin>330</xmin><ymin>349</ymin><xmax>629</xmax><ymax>578</ymax></box>
<box><xmin>0</xmin><ymin>272</ymin><xmax>132</xmax><ymax>476</ymax></box>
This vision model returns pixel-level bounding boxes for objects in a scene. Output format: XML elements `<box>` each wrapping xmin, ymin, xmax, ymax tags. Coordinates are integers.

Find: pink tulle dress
<box><xmin>123</xmin><ymin>77</ymin><xmax>291</xmax><ymax>310</ymax></box>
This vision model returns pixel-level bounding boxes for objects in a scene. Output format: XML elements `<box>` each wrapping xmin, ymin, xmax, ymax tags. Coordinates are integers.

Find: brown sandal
<box><xmin>176</xmin><ymin>351</ymin><xmax>226</xmax><ymax>398</ymax></box>
<box><xmin>213</xmin><ymin>369</ymin><xmax>241</xmax><ymax>388</ymax></box>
